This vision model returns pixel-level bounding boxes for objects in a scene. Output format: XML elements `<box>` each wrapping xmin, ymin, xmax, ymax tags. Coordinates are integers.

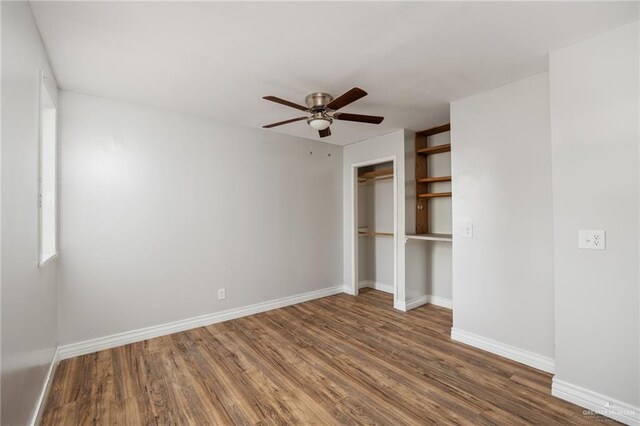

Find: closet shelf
<box><xmin>418</xmin><ymin>192</ymin><xmax>452</xmax><ymax>199</ymax></box>
<box><xmin>414</xmin><ymin>123</ymin><xmax>452</xmax><ymax>236</ymax></box>
<box><xmin>416</xmin><ymin>123</ymin><xmax>451</xmax><ymax>137</ymax></box>
<box><xmin>417</xmin><ymin>176</ymin><xmax>451</xmax><ymax>184</ymax></box>
<box><xmin>405</xmin><ymin>233</ymin><xmax>452</xmax><ymax>242</ymax></box>
<box><xmin>416</xmin><ymin>144</ymin><xmax>451</xmax><ymax>156</ymax></box>
<box><xmin>358</xmin><ymin>231</ymin><xmax>394</xmax><ymax>237</ymax></box>
<box><xmin>358</xmin><ymin>167</ymin><xmax>393</xmax><ymax>183</ymax></box>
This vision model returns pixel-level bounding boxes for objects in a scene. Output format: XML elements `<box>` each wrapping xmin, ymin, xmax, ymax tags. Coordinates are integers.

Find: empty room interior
<box><xmin>2</xmin><ymin>1</ymin><xmax>640</xmax><ymax>425</ymax></box>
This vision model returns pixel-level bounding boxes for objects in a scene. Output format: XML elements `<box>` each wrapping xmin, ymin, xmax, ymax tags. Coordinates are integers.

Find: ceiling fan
<box><xmin>262</xmin><ymin>87</ymin><xmax>384</xmax><ymax>138</ymax></box>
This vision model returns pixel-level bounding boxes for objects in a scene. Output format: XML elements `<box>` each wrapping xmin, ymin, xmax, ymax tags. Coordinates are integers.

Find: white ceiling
<box><xmin>31</xmin><ymin>1</ymin><xmax>638</xmax><ymax>145</ymax></box>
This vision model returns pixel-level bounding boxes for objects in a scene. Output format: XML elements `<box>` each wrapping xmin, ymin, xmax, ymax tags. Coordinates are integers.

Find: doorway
<box><xmin>351</xmin><ymin>157</ymin><xmax>399</xmax><ymax>307</ymax></box>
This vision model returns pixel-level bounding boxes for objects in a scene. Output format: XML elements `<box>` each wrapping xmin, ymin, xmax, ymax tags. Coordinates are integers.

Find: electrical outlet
<box><xmin>578</xmin><ymin>230</ymin><xmax>605</xmax><ymax>250</ymax></box>
<box><xmin>218</xmin><ymin>288</ymin><xmax>226</xmax><ymax>300</ymax></box>
<box><xmin>461</xmin><ymin>223</ymin><xmax>473</xmax><ymax>238</ymax></box>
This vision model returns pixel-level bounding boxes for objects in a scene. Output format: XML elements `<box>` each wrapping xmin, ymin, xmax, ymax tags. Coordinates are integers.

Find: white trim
<box><xmin>405</xmin><ymin>233</ymin><xmax>453</xmax><ymax>242</ymax></box>
<box><xmin>426</xmin><ymin>295</ymin><xmax>453</xmax><ymax>309</ymax></box>
<box><xmin>59</xmin><ymin>285</ymin><xmax>343</xmax><ymax>360</ymax></box>
<box><xmin>350</xmin><ymin>165</ymin><xmax>358</xmax><ymax>296</ymax></box>
<box><xmin>342</xmin><ymin>285</ymin><xmax>357</xmax><ymax>296</ymax></box>
<box><xmin>405</xmin><ymin>295</ymin><xmax>453</xmax><ymax>311</ymax></box>
<box><xmin>394</xmin><ymin>300</ymin><xmax>407</xmax><ymax>311</ymax></box>
<box><xmin>37</xmin><ymin>71</ymin><xmax>58</xmax><ymax>266</ymax></box>
<box><xmin>38</xmin><ymin>252</ymin><xmax>58</xmax><ymax>268</ymax></box>
<box><xmin>451</xmin><ymin>328</ymin><xmax>555</xmax><ymax>373</ymax></box>
<box><xmin>392</xmin><ymin>157</ymin><xmax>398</xmax><ymax>306</ymax></box>
<box><xmin>358</xmin><ymin>280</ymin><xmax>394</xmax><ymax>294</ymax></box>
<box><xmin>30</xmin><ymin>347</ymin><xmax>59</xmax><ymax>426</ymax></box>
<box><xmin>405</xmin><ymin>296</ymin><xmax>426</xmax><ymax>310</ymax></box>
<box><xmin>552</xmin><ymin>379</ymin><xmax>640</xmax><ymax>425</ymax></box>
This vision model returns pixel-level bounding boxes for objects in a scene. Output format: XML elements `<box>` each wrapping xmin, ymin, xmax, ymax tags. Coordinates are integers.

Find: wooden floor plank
<box><xmin>42</xmin><ymin>289</ymin><xmax>616</xmax><ymax>425</ymax></box>
<box><xmin>303</xmin><ymin>297</ymin><xmax>587</xmax><ymax>424</ymax></box>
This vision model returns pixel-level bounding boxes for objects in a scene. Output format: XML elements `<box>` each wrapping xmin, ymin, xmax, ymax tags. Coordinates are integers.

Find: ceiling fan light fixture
<box><xmin>262</xmin><ymin>88</ymin><xmax>384</xmax><ymax>137</ymax></box>
<box><xmin>307</xmin><ymin>114</ymin><xmax>332</xmax><ymax>130</ymax></box>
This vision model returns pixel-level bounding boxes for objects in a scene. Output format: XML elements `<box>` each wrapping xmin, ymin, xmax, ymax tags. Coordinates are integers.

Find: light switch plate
<box><xmin>578</xmin><ymin>230</ymin><xmax>605</xmax><ymax>250</ymax></box>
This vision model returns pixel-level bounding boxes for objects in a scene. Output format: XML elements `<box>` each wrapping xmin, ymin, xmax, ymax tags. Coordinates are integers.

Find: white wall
<box><xmin>1</xmin><ymin>2</ymin><xmax>59</xmax><ymax>424</ymax></box>
<box><xmin>57</xmin><ymin>91</ymin><xmax>343</xmax><ymax>345</ymax></box>
<box><xmin>549</xmin><ymin>20</ymin><xmax>639</xmax><ymax>417</ymax></box>
<box><xmin>450</xmin><ymin>72</ymin><xmax>555</xmax><ymax>362</ymax></box>
<box><xmin>343</xmin><ymin>130</ymin><xmax>406</xmax><ymax>306</ymax></box>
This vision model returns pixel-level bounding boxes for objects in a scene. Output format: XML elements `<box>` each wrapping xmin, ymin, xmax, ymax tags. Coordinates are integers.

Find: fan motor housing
<box><xmin>305</xmin><ymin>92</ymin><xmax>333</xmax><ymax>110</ymax></box>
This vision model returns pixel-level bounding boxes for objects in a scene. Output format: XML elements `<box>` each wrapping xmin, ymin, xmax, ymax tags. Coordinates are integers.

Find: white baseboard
<box><xmin>404</xmin><ymin>295</ymin><xmax>452</xmax><ymax>311</ymax></box>
<box><xmin>427</xmin><ymin>295</ymin><xmax>453</xmax><ymax>309</ymax></box>
<box><xmin>30</xmin><ymin>347</ymin><xmax>60</xmax><ymax>426</ymax></box>
<box><xmin>358</xmin><ymin>280</ymin><xmax>394</xmax><ymax>294</ymax></box>
<box><xmin>342</xmin><ymin>285</ymin><xmax>357</xmax><ymax>296</ymax></box>
<box><xmin>552</xmin><ymin>378</ymin><xmax>639</xmax><ymax>425</ymax></box>
<box><xmin>355</xmin><ymin>284</ymin><xmax>451</xmax><ymax>311</ymax></box>
<box><xmin>405</xmin><ymin>295</ymin><xmax>427</xmax><ymax>310</ymax></box>
<box><xmin>394</xmin><ymin>300</ymin><xmax>407</xmax><ymax>311</ymax></box>
<box><xmin>451</xmin><ymin>328</ymin><xmax>555</xmax><ymax>374</ymax></box>
<box><xmin>59</xmin><ymin>285</ymin><xmax>343</xmax><ymax>360</ymax></box>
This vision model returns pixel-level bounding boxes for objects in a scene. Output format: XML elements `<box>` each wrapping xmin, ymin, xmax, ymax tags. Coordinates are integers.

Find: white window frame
<box><xmin>38</xmin><ymin>72</ymin><xmax>58</xmax><ymax>267</ymax></box>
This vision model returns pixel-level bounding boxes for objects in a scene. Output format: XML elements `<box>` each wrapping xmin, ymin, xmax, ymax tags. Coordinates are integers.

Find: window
<box><xmin>39</xmin><ymin>75</ymin><xmax>57</xmax><ymax>265</ymax></box>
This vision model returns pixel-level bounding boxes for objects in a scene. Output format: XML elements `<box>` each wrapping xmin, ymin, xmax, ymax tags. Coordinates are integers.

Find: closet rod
<box><xmin>358</xmin><ymin>175</ymin><xmax>393</xmax><ymax>183</ymax></box>
<box><xmin>358</xmin><ymin>231</ymin><xmax>394</xmax><ymax>237</ymax></box>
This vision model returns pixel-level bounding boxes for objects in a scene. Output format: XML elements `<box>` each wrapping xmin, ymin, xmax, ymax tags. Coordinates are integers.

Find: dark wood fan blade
<box><xmin>263</xmin><ymin>96</ymin><xmax>308</xmax><ymax>112</ymax></box>
<box><xmin>319</xmin><ymin>128</ymin><xmax>331</xmax><ymax>138</ymax></box>
<box><xmin>326</xmin><ymin>87</ymin><xmax>367</xmax><ymax>110</ymax></box>
<box><xmin>262</xmin><ymin>117</ymin><xmax>307</xmax><ymax>129</ymax></box>
<box><xmin>333</xmin><ymin>112</ymin><xmax>384</xmax><ymax>124</ymax></box>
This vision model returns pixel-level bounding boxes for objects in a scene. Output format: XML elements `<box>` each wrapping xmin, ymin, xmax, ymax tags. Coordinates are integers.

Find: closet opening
<box><xmin>351</xmin><ymin>157</ymin><xmax>398</xmax><ymax>307</ymax></box>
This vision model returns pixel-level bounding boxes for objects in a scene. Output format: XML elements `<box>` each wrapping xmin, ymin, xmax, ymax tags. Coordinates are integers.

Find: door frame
<box><xmin>349</xmin><ymin>155</ymin><xmax>399</xmax><ymax>307</ymax></box>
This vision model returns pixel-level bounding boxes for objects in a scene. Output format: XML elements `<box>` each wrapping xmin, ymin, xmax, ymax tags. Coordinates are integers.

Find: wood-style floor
<box><xmin>42</xmin><ymin>289</ymin><xmax>614</xmax><ymax>425</ymax></box>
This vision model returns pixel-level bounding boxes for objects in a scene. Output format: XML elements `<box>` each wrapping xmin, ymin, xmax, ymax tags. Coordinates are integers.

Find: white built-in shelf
<box><xmin>405</xmin><ymin>233</ymin><xmax>452</xmax><ymax>242</ymax></box>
